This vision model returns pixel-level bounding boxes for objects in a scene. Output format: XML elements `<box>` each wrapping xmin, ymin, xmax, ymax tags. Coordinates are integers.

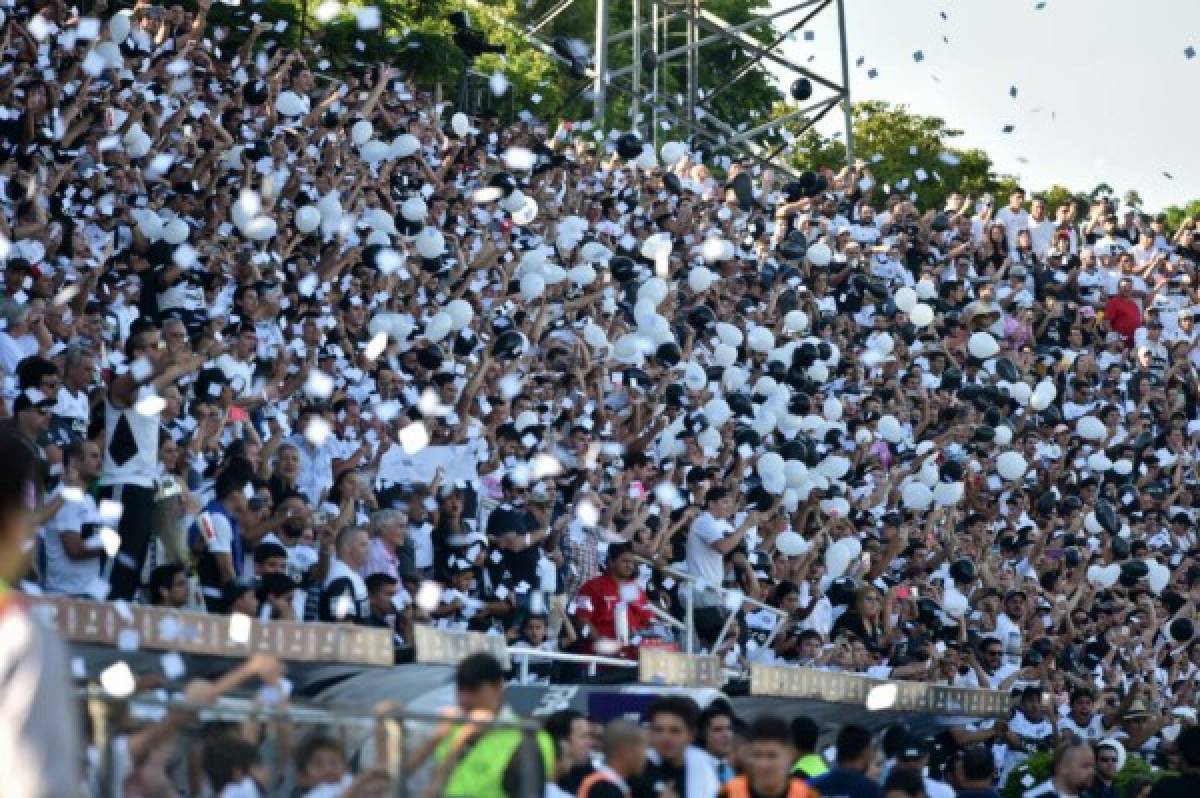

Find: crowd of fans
<box><xmin>6</xmin><ymin>0</ymin><xmax>1200</xmax><ymax>795</ymax></box>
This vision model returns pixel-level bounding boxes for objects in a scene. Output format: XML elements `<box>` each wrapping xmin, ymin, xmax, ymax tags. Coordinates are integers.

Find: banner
<box><xmin>750</xmin><ymin>664</ymin><xmax>1012</xmax><ymax>718</ymax></box>
<box><xmin>28</xmin><ymin>595</ymin><xmax>393</xmax><ymax>666</ymax></box>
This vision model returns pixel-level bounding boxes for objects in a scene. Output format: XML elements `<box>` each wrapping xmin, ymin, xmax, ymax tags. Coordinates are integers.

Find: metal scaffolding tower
<box><xmin>511</xmin><ymin>0</ymin><xmax>856</xmax><ymax>177</ymax></box>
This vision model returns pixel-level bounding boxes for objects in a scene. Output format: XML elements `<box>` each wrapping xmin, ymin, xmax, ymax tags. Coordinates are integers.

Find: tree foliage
<box><xmin>782</xmin><ymin>100</ymin><xmax>1020</xmax><ymax>208</ymax></box>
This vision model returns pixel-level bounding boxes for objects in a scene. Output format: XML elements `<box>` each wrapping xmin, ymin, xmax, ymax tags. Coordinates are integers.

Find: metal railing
<box><xmin>507</xmin><ymin>645</ymin><xmax>638</xmax><ymax>683</ymax></box>
<box><xmin>634</xmin><ymin>555</ymin><xmax>790</xmax><ymax>660</ymax></box>
<box><xmin>83</xmin><ymin>689</ymin><xmax>548</xmax><ymax>798</ymax></box>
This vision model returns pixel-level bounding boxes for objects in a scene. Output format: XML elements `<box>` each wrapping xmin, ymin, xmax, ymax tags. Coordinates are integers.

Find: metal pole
<box><xmin>835</xmin><ymin>0</ymin><xmax>855</xmax><ymax>167</ymax></box>
<box><xmin>593</xmin><ymin>0</ymin><xmax>609</xmax><ymax>127</ymax></box>
<box><xmin>685</xmin><ymin>582</ymin><xmax>695</xmax><ymax>655</ymax></box>
<box><xmin>685</xmin><ymin>0</ymin><xmax>698</xmax><ymax>125</ymax></box>
<box><xmin>651</xmin><ymin>0</ymin><xmax>660</xmax><ymax>149</ymax></box>
<box><xmin>519</xmin><ymin>651</ymin><xmax>530</xmax><ymax>683</ymax></box>
<box><xmin>631</xmin><ymin>0</ymin><xmax>641</xmax><ymax>137</ymax></box>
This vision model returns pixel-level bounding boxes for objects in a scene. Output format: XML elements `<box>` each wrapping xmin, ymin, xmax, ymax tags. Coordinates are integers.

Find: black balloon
<box><xmin>616</xmin><ymin>132</ymin><xmax>644</xmax><ymax>159</ymax></box>
<box><xmin>1096</xmin><ymin>499</ymin><xmax>1119</xmax><ymax>535</ymax></box>
<box><xmin>790</xmin><ymin>77</ymin><xmax>813</xmax><ymax>102</ymax></box>
<box><xmin>492</xmin><ymin>330</ymin><xmax>527</xmax><ymax>360</ymax></box>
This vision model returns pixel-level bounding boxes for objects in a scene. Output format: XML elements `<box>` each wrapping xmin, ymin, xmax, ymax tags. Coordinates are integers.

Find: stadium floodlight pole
<box><xmin>526</xmin><ymin>0</ymin><xmax>575</xmax><ymax>36</ymax></box>
<box><xmin>632</xmin><ymin>0</ymin><xmax>641</xmax><ymax>138</ymax></box>
<box><xmin>593</xmin><ymin>0</ymin><xmax>609</xmax><ymax>126</ymax></box>
<box><xmin>685</xmin><ymin>0</ymin><xmax>698</xmax><ymax>126</ymax></box>
<box><xmin>651</xmin><ymin>0</ymin><xmax>660</xmax><ymax>147</ymax></box>
<box><xmin>836</xmin><ymin>0</ymin><xmax>855</xmax><ymax>167</ymax></box>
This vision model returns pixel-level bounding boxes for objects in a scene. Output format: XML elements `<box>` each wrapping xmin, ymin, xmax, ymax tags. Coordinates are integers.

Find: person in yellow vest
<box><xmin>578</xmin><ymin>720</ymin><xmax>648</xmax><ymax>798</ymax></box>
<box><xmin>791</xmin><ymin>715</ymin><xmax>830</xmax><ymax>780</ymax></box>
<box><xmin>721</xmin><ymin>715</ymin><xmax>820</xmax><ymax>798</ymax></box>
<box><xmin>423</xmin><ymin>652</ymin><xmax>556</xmax><ymax>798</ymax></box>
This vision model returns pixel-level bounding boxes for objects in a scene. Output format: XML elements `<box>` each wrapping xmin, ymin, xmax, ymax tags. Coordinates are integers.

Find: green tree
<box><xmin>1123</xmin><ymin>189</ymin><xmax>1144</xmax><ymax>210</ymax></box>
<box><xmin>783</xmin><ymin>101</ymin><xmax>1017</xmax><ymax>208</ymax></box>
<box><xmin>1163</xmin><ymin>199</ymin><xmax>1200</xmax><ymax>232</ymax></box>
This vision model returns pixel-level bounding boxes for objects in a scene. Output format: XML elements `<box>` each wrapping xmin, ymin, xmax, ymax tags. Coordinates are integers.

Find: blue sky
<box><xmin>764</xmin><ymin>0</ymin><xmax>1199</xmax><ymax>211</ymax></box>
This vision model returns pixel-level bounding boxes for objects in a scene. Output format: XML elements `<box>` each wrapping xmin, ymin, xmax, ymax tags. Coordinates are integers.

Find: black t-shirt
<box><xmin>1150</xmin><ymin>774</ymin><xmax>1200</xmax><ymax>798</ymax></box>
<box><xmin>588</xmin><ymin>780</ymin><xmax>627</xmax><ymax>798</ymax></box>
<box><xmin>488</xmin><ymin>503</ymin><xmax>540</xmax><ymax>588</ymax></box>
<box><xmin>632</xmin><ymin>759</ymin><xmax>688</xmax><ymax>798</ymax></box>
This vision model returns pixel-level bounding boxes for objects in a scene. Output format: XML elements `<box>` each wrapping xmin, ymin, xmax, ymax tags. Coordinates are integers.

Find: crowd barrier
<box><xmin>30</xmin><ymin>595</ymin><xmax>394</xmax><ymax>666</ymax></box>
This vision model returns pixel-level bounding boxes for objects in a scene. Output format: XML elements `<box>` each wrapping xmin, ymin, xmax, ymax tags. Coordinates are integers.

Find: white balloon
<box><xmin>123</xmin><ymin>125</ymin><xmax>152</xmax><ymax>157</ymax></box>
<box><xmin>1029</xmin><ymin>391</ymin><xmax>1051</xmax><ymax>411</ymax></box>
<box><xmin>583</xmin><ymin>323</ymin><xmax>609</xmax><ymax>350</ymax></box>
<box><xmin>1009</xmin><ymin>382</ymin><xmax>1032</xmax><ymax>405</ymax></box>
<box><xmin>701</xmin><ymin>238</ymin><xmax>735</xmax><ymax>262</ymax></box>
<box><xmin>714</xmin><ymin>344</ymin><xmax>738</xmax><ymax>368</ymax></box>
<box><xmin>723</xmin><ymin>366</ymin><xmax>749</xmax><ymax>392</ymax></box>
<box><xmin>994</xmin><ymin>425</ymin><xmax>1013</xmax><ymax>446</ymax></box>
<box><xmin>894</xmin><ymin>286</ymin><xmax>918</xmax><ymax>313</ymax></box>
<box><xmin>703</xmin><ymin>398</ymin><xmax>733</xmax><ymax>427</ymax></box>
<box><xmin>968</xmin><ymin>332</ymin><xmax>1000</xmax><ymax>359</ymax></box>
<box><xmin>612</xmin><ymin>335</ymin><xmax>643</xmax><ymax>365</ymax></box>
<box><xmin>1077</xmin><ymin>416</ymin><xmax>1106</xmax><ymax>441</ymax></box>
<box><xmin>869</xmin><ymin>332</ymin><xmax>894</xmax><ymax>355</ymax></box>
<box><xmin>520</xmin><ymin>273</ymin><xmax>546</xmax><ymax>301</ymax></box>
<box><xmin>640</xmin><ymin>233</ymin><xmax>673</xmax><ymax>260</ymax></box>
<box><xmin>776</xmin><ymin>531</ymin><xmax>809</xmax><ymax>557</ymax></box>
<box><xmin>915</xmin><ymin>278</ymin><xmax>938</xmax><ymax>300</ymax></box>
<box><xmin>488</xmin><ymin>71</ymin><xmax>509</xmax><ymax>96</ymax></box>
<box><xmin>902</xmin><ymin>481</ymin><xmax>934</xmax><ymax>511</ymax></box>
<box><xmin>807</xmin><ymin>361</ymin><xmax>829</xmax><ymax>382</ymax></box>
<box><xmin>133</xmin><ymin>209</ymin><xmax>164</xmax><ymax>240</ymax></box>
<box><xmin>414</xmin><ymin>227</ymin><xmax>445</xmax><ymax>258</ymax></box>
<box><xmin>392</xmin><ymin>134</ymin><xmax>420</xmax><ymax>158</ymax></box>
<box><xmin>351</xmin><ymin>119</ymin><xmax>374</xmax><ymax>146</ymax></box>
<box><xmin>878</xmin><ymin>415</ymin><xmax>904</xmax><ymax>444</ymax></box>
<box><xmin>360</xmin><ymin>140</ymin><xmax>390</xmax><ymax>164</ymax></box>
<box><xmin>1146</xmin><ymin>561</ymin><xmax>1170</xmax><ymax>594</ymax></box>
<box><xmin>757</xmin><ymin>452</ymin><xmax>785</xmax><ymax>481</ymax></box>
<box><xmin>823</xmin><ymin>398</ymin><xmax>843</xmax><ymax>422</ymax></box>
<box><xmin>162</xmin><ymin>218</ymin><xmax>189</xmax><ymax>244</ymax></box>
<box><xmin>639</xmin><ymin>277</ymin><xmax>669</xmax><ymax>306</ymax></box>
<box><xmin>568</xmin><ymin>264</ymin><xmax>597</xmax><ymax>287</ymax></box>
<box><xmin>784</xmin><ymin>310</ymin><xmax>809</xmax><ymax>333</ymax></box>
<box><xmin>451</xmin><ymin>112</ymin><xmax>470</xmax><ymax>137</ymax></box>
<box><xmin>1113</xmin><ymin>459</ymin><xmax>1133</xmax><ymax>475</ymax></box>
<box><xmin>716</xmin><ymin>323</ymin><xmax>744</xmax><ymax>347</ymax></box>
<box><xmin>295</xmin><ymin>205</ymin><xmax>321</xmax><ymax>233</ymax></box>
<box><xmin>636</xmin><ymin>146</ymin><xmax>657</xmax><ymax>171</ymax></box>
<box><xmin>580</xmin><ymin>242</ymin><xmax>610</xmax><ymax>263</ymax></box>
<box><xmin>683</xmin><ymin>361</ymin><xmax>708</xmax><ymax>392</ymax></box>
<box><xmin>933</xmin><ymin>481</ymin><xmax>964</xmax><ymax>507</ymax></box>
<box><xmin>401</xmin><ymin>196</ymin><xmax>428</xmax><ymax>222</ymax></box>
<box><xmin>910</xmin><ymin>303</ymin><xmax>935</xmax><ymax>327</ymax></box>
<box><xmin>747</xmin><ymin>326</ymin><xmax>775</xmax><ymax>353</ymax></box>
<box><xmin>687</xmin><ymin>267</ymin><xmax>716</xmax><ymax>292</ymax></box>
<box><xmin>807</xmin><ymin>242</ymin><xmax>832</xmax><ymax>267</ymax></box>
<box><xmin>243</xmin><ymin>216</ymin><xmax>277</xmax><ymax>241</ymax></box>
<box><xmin>109</xmin><ymin>10</ymin><xmax>133</xmax><ymax>43</ymax></box>
<box><xmin>275</xmin><ymin>90</ymin><xmax>308</xmax><ymax>117</ymax></box>
<box><xmin>661</xmin><ymin>140</ymin><xmax>687</xmax><ymax>165</ymax></box>
<box><xmin>446</xmin><ymin>299</ymin><xmax>474</xmax><ymax>330</ymax></box>
<box><xmin>1084</xmin><ymin>512</ymin><xmax>1103</xmax><ymax>536</ymax></box>
<box><xmin>818</xmin><ymin>455</ymin><xmax>852</xmax><ymax>480</ymax></box>
<box><xmin>424</xmin><ymin>312</ymin><xmax>453</xmax><ymax>343</ymax></box>
<box><xmin>996</xmin><ymin>451</ymin><xmax>1028</xmax><ymax>481</ymax></box>
<box><xmin>1034</xmin><ymin>378</ymin><xmax>1057</xmax><ymax>403</ymax></box>
<box><xmin>919</xmin><ymin>460</ymin><xmax>940</xmax><ymax>487</ymax></box>
<box><xmin>784</xmin><ymin>461</ymin><xmax>808</xmax><ymax>487</ymax></box>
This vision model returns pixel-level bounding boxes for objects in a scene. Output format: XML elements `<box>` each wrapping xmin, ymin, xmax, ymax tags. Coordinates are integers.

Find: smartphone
<box><xmin>629</xmin><ymin>480</ymin><xmax>646</xmax><ymax>500</ymax></box>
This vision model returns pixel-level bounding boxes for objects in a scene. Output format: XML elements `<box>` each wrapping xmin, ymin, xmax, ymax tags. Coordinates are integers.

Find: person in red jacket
<box><xmin>574</xmin><ymin>542</ymin><xmax>654</xmax><ymax>658</ymax></box>
<box><xmin>1103</xmin><ymin>277</ymin><xmax>1142</xmax><ymax>344</ymax></box>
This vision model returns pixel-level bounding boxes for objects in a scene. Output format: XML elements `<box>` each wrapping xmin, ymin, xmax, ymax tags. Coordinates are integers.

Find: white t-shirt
<box><xmin>996</xmin><ymin>207</ymin><xmax>1031</xmax><ymax>250</ymax></box>
<box><xmin>0</xmin><ymin>331</ymin><xmax>38</xmax><ymax>376</ymax></box>
<box><xmin>687</xmin><ymin>512</ymin><xmax>731</xmax><ymax>589</ymax></box>
<box><xmin>1058</xmin><ymin>713</ymin><xmax>1106</xmax><ymax>741</ymax></box>
<box><xmin>41</xmin><ymin>488</ymin><xmax>104</xmax><ymax>596</ymax></box>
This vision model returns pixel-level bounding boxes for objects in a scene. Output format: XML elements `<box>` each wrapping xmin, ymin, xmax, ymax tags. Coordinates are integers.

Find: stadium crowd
<box><xmin>5</xmin><ymin>0</ymin><xmax>1200</xmax><ymax>796</ymax></box>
